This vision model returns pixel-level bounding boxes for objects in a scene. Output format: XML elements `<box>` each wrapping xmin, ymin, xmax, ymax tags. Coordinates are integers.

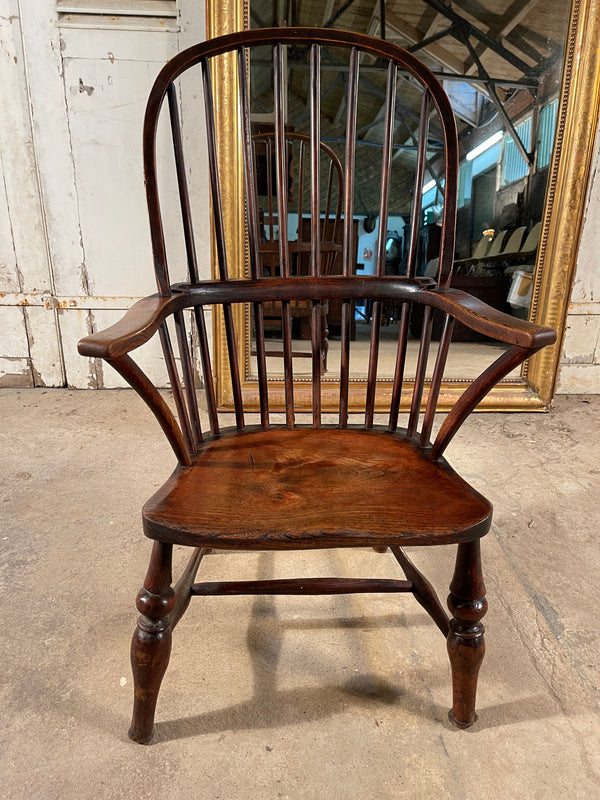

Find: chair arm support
<box><xmin>427</xmin><ymin>288</ymin><xmax>556</xmax><ymax>349</ymax></box>
<box><xmin>77</xmin><ymin>294</ymin><xmax>192</xmax><ymax>465</ymax></box>
<box><xmin>77</xmin><ymin>294</ymin><xmax>180</xmax><ymax>359</ymax></box>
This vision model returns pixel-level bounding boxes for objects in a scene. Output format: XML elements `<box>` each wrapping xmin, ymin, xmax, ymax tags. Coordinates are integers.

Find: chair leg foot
<box><xmin>448</xmin><ymin>708</ymin><xmax>477</xmax><ymax>729</ymax></box>
<box><xmin>446</xmin><ymin>541</ymin><xmax>487</xmax><ymax>728</ymax></box>
<box><xmin>128</xmin><ymin>542</ymin><xmax>175</xmax><ymax>745</ymax></box>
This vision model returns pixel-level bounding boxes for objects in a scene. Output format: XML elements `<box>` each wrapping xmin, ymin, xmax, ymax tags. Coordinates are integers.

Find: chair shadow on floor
<box><xmin>148</xmin><ymin>553</ymin><xmax>563</xmax><ymax>743</ymax></box>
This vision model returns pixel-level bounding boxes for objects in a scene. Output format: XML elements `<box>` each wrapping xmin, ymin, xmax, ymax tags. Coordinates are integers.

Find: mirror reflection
<box><xmin>248</xmin><ymin>1</ymin><xmax>569</xmax><ymax>381</ymax></box>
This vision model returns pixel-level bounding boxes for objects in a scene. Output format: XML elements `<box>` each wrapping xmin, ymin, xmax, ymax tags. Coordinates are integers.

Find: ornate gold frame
<box><xmin>207</xmin><ymin>0</ymin><xmax>600</xmax><ymax>411</ymax></box>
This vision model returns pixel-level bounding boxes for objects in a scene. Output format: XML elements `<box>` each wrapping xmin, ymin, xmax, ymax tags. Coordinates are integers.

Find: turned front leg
<box><xmin>129</xmin><ymin>541</ymin><xmax>175</xmax><ymax>744</ymax></box>
<box><xmin>447</xmin><ymin>540</ymin><xmax>487</xmax><ymax>728</ymax></box>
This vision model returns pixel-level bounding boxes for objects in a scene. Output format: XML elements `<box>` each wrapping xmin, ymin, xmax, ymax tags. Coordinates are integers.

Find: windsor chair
<box><xmin>78</xmin><ymin>28</ymin><xmax>556</xmax><ymax>744</ymax></box>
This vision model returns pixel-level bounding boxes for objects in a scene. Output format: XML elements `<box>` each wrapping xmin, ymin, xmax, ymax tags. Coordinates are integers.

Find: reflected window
<box><xmin>501</xmin><ymin>118</ymin><xmax>532</xmax><ymax>186</ymax></box>
<box><xmin>538</xmin><ymin>100</ymin><xmax>559</xmax><ymax>169</ymax></box>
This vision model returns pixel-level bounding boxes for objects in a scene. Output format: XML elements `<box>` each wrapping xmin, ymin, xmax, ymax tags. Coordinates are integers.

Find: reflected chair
<box><xmin>78</xmin><ymin>28</ymin><xmax>556</xmax><ymax>744</ymax></box>
<box><xmin>456</xmin><ymin>226</ymin><xmax>529</xmax><ymax>277</ymax></box>
<box><xmin>503</xmin><ymin>222</ymin><xmax>543</xmax><ymax>273</ymax></box>
<box><xmin>485</xmin><ymin>229</ymin><xmax>509</xmax><ymax>258</ymax></box>
<box><xmin>457</xmin><ymin>231</ymin><xmax>493</xmax><ymax>267</ymax></box>
<box><xmin>479</xmin><ymin>226</ymin><xmax>527</xmax><ymax>274</ymax></box>
<box><xmin>453</xmin><ymin>230</ymin><xmax>505</xmax><ymax>274</ymax></box>
<box><xmin>253</xmin><ymin>131</ymin><xmax>344</xmax><ymax>373</ymax></box>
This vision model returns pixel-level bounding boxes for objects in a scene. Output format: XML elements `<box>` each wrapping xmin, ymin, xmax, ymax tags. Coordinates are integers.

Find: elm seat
<box><xmin>143</xmin><ymin>428</ymin><xmax>492</xmax><ymax>548</ymax></box>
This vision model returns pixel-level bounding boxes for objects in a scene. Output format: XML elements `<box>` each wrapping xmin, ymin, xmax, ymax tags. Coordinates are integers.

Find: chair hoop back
<box><xmin>143</xmin><ymin>28</ymin><xmax>459</xmax><ymax>297</ymax></box>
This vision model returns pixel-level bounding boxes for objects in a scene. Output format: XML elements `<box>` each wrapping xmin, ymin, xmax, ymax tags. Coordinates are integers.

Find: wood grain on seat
<box><xmin>143</xmin><ymin>427</ymin><xmax>491</xmax><ymax>548</ymax></box>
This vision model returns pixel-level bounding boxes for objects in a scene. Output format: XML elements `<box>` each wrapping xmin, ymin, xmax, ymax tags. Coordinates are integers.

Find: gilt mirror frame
<box><xmin>207</xmin><ymin>0</ymin><xmax>600</xmax><ymax>412</ymax></box>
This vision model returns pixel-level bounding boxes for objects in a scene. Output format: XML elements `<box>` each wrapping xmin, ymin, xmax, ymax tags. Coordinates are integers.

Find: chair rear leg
<box><xmin>446</xmin><ymin>540</ymin><xmax>487</xmax><ymax>728</ymax></box>
<box><xmin>129</xmin><ymin>541</ymin><xmax>175</xmax><ymax>744</ymax></box>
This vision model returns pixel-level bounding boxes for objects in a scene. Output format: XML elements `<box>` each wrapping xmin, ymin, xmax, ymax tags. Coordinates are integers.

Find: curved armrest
<box><xmin>77</xmin><ymin>294</ymin><xmax>180</xmax><ymax>359</ymax></box>
<box><xmin>427</xmin><ymin>288</ymin><xmax>556</xmax><ymax>349</ymax></box>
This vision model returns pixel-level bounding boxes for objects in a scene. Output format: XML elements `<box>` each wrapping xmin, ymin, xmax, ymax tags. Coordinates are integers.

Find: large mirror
<box><xmin>207</xmin><ymin>0</ymin><xmax>600</xmax><ymax>411</ymax></box>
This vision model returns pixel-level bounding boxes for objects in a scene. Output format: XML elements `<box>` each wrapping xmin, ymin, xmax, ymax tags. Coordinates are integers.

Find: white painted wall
<box><xmin>0</xmin><ymin>0</ymin><xmax>207</xmax><ymax>388</ymax></box>
<box><xmin>557</xmin><ymin>122</ymin><xmax>600</xmax><ymax>393</ymax></box>
<box><xmin>0</xmin><ymin>1</ymin><xmax>63</xmax><ymax>387</ymax></box>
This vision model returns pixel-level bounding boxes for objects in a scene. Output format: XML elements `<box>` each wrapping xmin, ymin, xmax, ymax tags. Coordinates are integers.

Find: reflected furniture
<box><xmin>254</xmin><ymin>132</ymin><xmax>344</xmax><ymax>372</ymax></box>
<box><xmin>78</xmin><ymin>28</ymin><xmax>556</xmax><ymax>744</ymax></box>
<box><xmin>503</xmin><ymin>222</ymin><xmax>543</xmax><ymax>271</ymax></box>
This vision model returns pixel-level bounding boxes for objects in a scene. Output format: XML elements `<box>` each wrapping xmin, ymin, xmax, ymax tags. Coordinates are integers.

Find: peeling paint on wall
<box><xmin>0</xmin><ymin>371</ymin><xmax>33</xmax><ymax>388</ymax></box>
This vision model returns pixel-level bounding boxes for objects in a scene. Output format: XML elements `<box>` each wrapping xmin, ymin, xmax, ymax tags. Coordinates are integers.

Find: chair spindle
<box><xmin>223</xmin><ymin>302</ymin><xmax>245</xmax><ymax>431</ymax></box>
<box><xmin>201</xmin><ymin>57</ymin><xmax>229</xmax><ymax>281</ymax></box>
<box><xmin>388</xmin><ymin>301</ymin><xmax>411</xmax><ymax>432</ymax></box>
<box><xmin>365</xmin><ymin>298</ymin><xmax>382</xmax><ymax>429</ymax></box>
<box><xmin>238</xmin><ymin>47</ymin><xmax>269</xmax><ymax>427</ymax></box>
<box><xmin>274</xmin><ymin>43</ymin><xmax>294</xmax><ymax>426</ymax></box>
<box><xmin>324</xmin><ymin>162</ymin><xmax>334</xmax><ymax>252</ymax></box>
<box><xmin>310</xmin><ymin>43</ymin><xmax>322</xmax><ymax>426</ymax></box>
<box><xmin>406</xmin><ymin>91</ymin><xmax>431</xmax><ymax>280</ymax></box>
<box><xmin>419</xmin><ymin>313</ymin><xmax>454</xmax><ymax>446</ymax></box>
<box><xmin>437</xmin><ymin>105</ymin><xmax>459</xmax><ymax>290</ymax></box>
<box><xmin>340</xmin><ymin>47</ymin><xmax>360</xmax><ymax>427</ymax></box>
<box><xmin>238</xmin><ymin>47</ymin><xmax>262</xmax><ymax>281</ymax></box>
<box><xmin>407</xmin><ymin>304</ymin><xmax>433</xmax><ymax>439</ymax></box>
<box><xmin>201</xmin><ymin>56</ymin><xmax>244</xmax><ymax>430</ymax></box>
<box><xmin>297</xmin><ymin>139</ymin><xmax>306</xmax><ymax>231</ymax></box>
<box><xmin>265</xmin><ymin>138</ymin><xmax>275</xmax><ymax>246</ymax></box>
<box><xmin>167</xmin><ymin>83</ymin><xmax>200</xmax><ymax>284</ymax></box>
<box><xmin>158</xmin><ymin>321</ymin><xmax>194</xmax><ymax>454</ymax></box>
<box><xmin>366</xmin><ymin>59</ymin><xmax>397</xmax><ymax>428</ymax></box>
<box><xmin>193</xmin><ymin>306</ymin><xmax>220</xmax><ymax>436</ymax></box>
<box><xmin>174</xmin><ymin>309</ymin><xmax>202</xmax><ymax>449</ymax></box>
<box><xmin>377</xmin><ymin>60</ymin><xmax>397</xmax><ymax>261</ymax></box>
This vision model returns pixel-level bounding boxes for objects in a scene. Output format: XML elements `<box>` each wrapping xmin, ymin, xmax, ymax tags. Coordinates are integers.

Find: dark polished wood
<box><xmin>129</xmin><ymin>542</ymin><xmax>175</xmax><ymax>744</ymax></box>
<box><xmin>447</xmin><ymin>541</ymin><xmax>488</xmax><ymax>728</ymax></box>
<box><xmin>77</xmin><ymin>28</ymin><xmax>557</xmax><ymax>742</ymax></box>
<box><xmin>142</xmin><ymin>427</ymin><xmax>492</xmax><ymax>548</ymax></box>
<box><xmin>191</xmin><ymin>577</ymin><xmax>413</xmax><ymax>595</ymax></box>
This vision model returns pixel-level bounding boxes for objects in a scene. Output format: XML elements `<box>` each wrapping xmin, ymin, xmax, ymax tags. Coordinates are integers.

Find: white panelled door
<box><xmin>0</xmin><ymin>1</ymin><xmax>206</xmax><ymax>387</ymax></box>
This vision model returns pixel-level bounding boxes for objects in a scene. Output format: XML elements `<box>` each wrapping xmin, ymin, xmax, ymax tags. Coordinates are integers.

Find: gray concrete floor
<box><xmin>1</xmin><ymin>388</ymin><xmax>599</xmax><ymax>799</ymax></box>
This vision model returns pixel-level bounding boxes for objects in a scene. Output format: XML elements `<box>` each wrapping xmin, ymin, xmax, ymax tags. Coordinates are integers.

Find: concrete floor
<box><xmin>1</xmin><ymin>388</ymin><xmax>599</xmax><ymax>799</ymax></box>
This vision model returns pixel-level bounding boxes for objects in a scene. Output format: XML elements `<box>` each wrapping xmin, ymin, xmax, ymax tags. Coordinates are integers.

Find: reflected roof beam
<box><xmin>461</xmin><ymin>32</ymin><xmax>533</xmax><ymax>165</ymax></box>
<box><xmin>424</xmin><ymin>12</ymin><xmax>446</xmax><ymax>39</ymax></box>
<box><xmin>465</xmin><ymin>0</ymin><xmax>543</xmax><ymax>76</ymax></box>
<box><xmin>321</xmin><ymin>0</ymin><xmax>336</xmax><ymax>26</ymax></box>
<box><xmin>421</xmin><ymin>0</ymin><xmax>532</xmax><ymax>74</ymax></box>
<box><xmin>323</xmin><ymin>0</ymin><xmax>359</xmax><ymax>28</ymax></box>
<box><xmin>383</xmin><ymin>7</ymin><xmax>465</xmax><ymax>74</ymax></box>
<box><xmin>267</xmin><ymin>58</ymin><xmax>535</xmax><ymax>88</ymax></box>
